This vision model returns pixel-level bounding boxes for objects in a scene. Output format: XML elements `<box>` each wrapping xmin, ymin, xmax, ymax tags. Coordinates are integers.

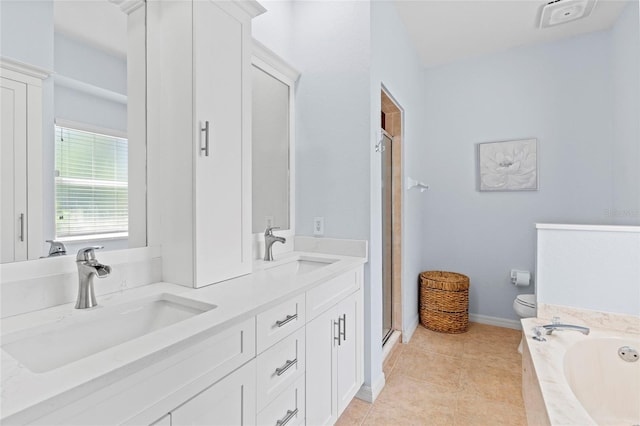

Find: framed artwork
<box><xmin>477</xmin><ymin>138</ymin><xmax>538</xmax><ymax>191</ymax></box>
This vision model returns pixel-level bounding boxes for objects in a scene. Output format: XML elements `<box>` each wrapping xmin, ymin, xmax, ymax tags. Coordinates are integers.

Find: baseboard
<box><xmin>355</xmin><ymin>372</ymin><xmax>386</xmax><ymax>403</ymax></box>
<box><xmin>402</xmin><ymin>314</ymin><xmax>419</xmax><ymax>343</ymax></box>
<box><xmin>469</xmin><ymin>313</ymin><xmax>521</xmax><ymax>330</ymax></box>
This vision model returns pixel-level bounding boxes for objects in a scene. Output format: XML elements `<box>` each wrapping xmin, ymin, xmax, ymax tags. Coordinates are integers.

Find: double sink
<box><xmin>1</xmin><ymin>256</ymin><xmax>337</xmax><ymax>374</ymax></box>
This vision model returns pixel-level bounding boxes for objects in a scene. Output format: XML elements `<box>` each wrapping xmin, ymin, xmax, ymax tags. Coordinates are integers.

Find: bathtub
<box><xmin>522</xmin><ymin>318</ymin><xmax>640</xmax><ymax>425</ymax></box>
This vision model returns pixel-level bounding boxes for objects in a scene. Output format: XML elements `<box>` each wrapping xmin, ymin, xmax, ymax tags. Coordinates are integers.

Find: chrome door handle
<box><xmin>334</xmin><ymin>320</ymin><xmax>341</xmax><ymax>346</ymax></box>
<box><xmin>340</xmin><ymin>314</ymin><xmax>346</xmax><ymax>342</ymax></box>
<box><xmin>275</xmin><ymin>358</ymin><xmax>297</xmax><ymax>376</ymax></box>
<box><xmin>276</xmin><ymin>408</ymin><xmax>299</xmax><ymax>426</ymax></box>
<box><xmin>275</xmin><ymin>314</ymin><xmax>297</xmax><ymax>328</ymax></box>
<box><xmin>201</xmin><ymin>120</ymin><xmax>210</xmax><ymax>156</ymax></box>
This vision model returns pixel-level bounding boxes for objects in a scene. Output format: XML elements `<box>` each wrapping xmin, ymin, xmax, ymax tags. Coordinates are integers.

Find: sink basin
<box><xmin>1</xmin><ymin>293</ymin><xmax>216</xmax><ymax>373</ymax></box>
<box><xmin>265</xmin><ymin>256</ymin><xmax>338</xmax><ymax>276</ymax></box>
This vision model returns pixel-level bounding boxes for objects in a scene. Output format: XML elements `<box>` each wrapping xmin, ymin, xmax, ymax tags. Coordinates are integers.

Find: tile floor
<box><xmin>336</xmin><ymin>323</ymin><xmax>527</xmax><ymax>426</ymax></box>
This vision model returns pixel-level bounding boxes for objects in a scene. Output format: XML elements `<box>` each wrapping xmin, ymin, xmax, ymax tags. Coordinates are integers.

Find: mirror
<box><xmin>0</xmin><ymin>0</ymin><xmax>146</xmax><ymax>263</ymax></box>
<box><xmin>251</xmin><ymin>40</ymin><xmax>299</xmax><ymax>235</ymax></box>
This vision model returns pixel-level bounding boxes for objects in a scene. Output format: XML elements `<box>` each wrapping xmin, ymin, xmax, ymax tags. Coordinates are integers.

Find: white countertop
<box><xmin>0</xmin><ymin>251</ymin><xmax>366</xmax><ymax>422</ymax></box>
<box><xmin>536</xmin><ymin>223</ymin><xmax>640</xmax><ymax>233</ymax></box>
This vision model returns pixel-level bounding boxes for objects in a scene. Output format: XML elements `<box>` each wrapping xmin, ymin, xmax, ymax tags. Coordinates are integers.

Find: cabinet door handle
<box><xmin>275</xmin><ymin>313</ymin><xmax>297</xmax><ymax>328</ymax></box>
<box><xmin>275</xmin><ymin>358</ymin><xmax>297</xmax><ymax>376</ymax></box>
<box><xmin>19</xmin><ymin>213</ymin><xmax>25</xmax><ymax>242</ymax></box>
<box><xmin>340</xmin><ymin>314</ymin><xmax>347</xmax><ymax>342</ymax></box>
<box><xmin>334</xmin><ymin>320</ymin><xmax>341</xmax><ymax>346</ymax></box>
<box><xmin>276</xmin><ymin>408</ymin><xmax>299</xmax><ymax>426</ymax></box>
<box><xmin>200</xmin><ymin>120</ymin><xmax>210</xmax><ymax>156</ymax></box>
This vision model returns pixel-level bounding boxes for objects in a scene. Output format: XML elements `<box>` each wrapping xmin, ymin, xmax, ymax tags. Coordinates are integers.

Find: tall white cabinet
<box><xmin>0</xmin><ymin>62</ymin><xmax>46</xmax><ymax>264</ymax></box>
<box><xmin>147</xmin><ymin>0</ymin><xmax>265</xmax><ymax>287</ymax></box>
<box><xmin>1</xmin><ymin>76</ymin><xmax>28</xmax><ymax>263</ymax></box>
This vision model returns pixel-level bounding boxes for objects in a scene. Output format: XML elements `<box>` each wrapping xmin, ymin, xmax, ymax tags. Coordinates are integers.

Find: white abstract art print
<box><xmin>478</xmin><ymin>139</ymin><xmax>538</xmax><ymax>191</ymax></box>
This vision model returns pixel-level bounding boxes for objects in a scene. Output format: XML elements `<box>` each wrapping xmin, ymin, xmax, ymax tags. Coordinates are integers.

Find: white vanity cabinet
<box><xmin>306</xmin><ymin>270</ymin><xmax>364</xmax><ymax>426</ymax></box>
<box><xmin>168</xmin><ymin>359</ymin><xmax>256</xmax><ymax>426</ymax></box>
<box><xmin>255</xmin><ymin>294</ymin><xmax>306</xmax><ymax>425</ymax></box>
<box><xmin>2</xmin><ymin>262</ymin><xmax>366</xmax><ymax>426</ymax></box>
<box><xmin>147</xmin><ymin>0</ymin><xmax>265</xmax><ymax>288</ymax></box>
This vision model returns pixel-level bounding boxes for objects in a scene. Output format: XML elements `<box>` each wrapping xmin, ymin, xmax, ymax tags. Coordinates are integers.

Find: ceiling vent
<box><xmin>539</xmin><ymin>0</ymin><xmax>597</xmax><ymax>28</ymax></box>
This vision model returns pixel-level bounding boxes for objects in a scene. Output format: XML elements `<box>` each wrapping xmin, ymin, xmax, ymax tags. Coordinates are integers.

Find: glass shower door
<box><xmin>381</xmin><ymin>130</ymin><xmax>393</xmax><ymax>344</ymax></box>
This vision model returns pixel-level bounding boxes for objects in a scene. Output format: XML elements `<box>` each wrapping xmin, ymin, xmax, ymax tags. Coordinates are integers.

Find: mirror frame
<box><xmin>251</xmin><ymin>39</ymin><xmax>300</xmax><ymax>258</ymax></box>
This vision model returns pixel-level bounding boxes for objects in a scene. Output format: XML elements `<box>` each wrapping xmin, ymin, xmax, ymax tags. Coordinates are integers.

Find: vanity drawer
<box><xmin>257</xmin><ymin>375</ymin><xmax>305</xmax><ymax>426</ymax></box>
<box><xmin>306</xmin><ymin>267</ymin><xmax>361</xmax><ymax>321</ymax></box>
<box><xmin>256</xmin><ymin>327</ymin><xmax>305</xmax><ymax>411</ymax></box>
<box><xmin>256</xmin><ymin>293</ymin><xmax>305</xmax><ymax>353</ymax></box>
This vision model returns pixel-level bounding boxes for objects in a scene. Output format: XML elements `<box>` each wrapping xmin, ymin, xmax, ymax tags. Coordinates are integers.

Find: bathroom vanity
<box><xmin>1</xmin><ymin>0</ymin><xmax>367</xmax><ymax>423</ymax></box>
<box><xmin>0</xmin><ymin>250</ymin><xmax>366</xmax><ymax>425</ymax></box>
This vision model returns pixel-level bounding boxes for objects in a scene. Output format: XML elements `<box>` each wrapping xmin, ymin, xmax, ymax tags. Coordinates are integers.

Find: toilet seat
<box><xmin>513</xmin><ymin>294</ymin><xmax>536</xmax><ymax>319</ymax></box>
<box><xmin>515</xmin><ymin>294</ymin><xmax>536</xmax><ymax>308</ymax></box>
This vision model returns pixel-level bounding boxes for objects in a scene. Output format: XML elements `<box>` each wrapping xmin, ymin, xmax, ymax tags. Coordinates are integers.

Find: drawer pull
<box><xmin>334</xmin><ymin>320</ymin><xmax>341</xmax><ymax>346</ymax></box>
<box><xmin>275</xmin><ymin>358</ymin><xmax>297</xmax><ymax>376</ymax></box>
<box><xmin>340</xmin><ymin>314</ymin><xmax>346</xmax><ymax>342</ymax></box>
<box><xmin>275</xmin><ymin>314</ymin><xmax>298</xmax><ymax>328</ymax></box>
<box><xmin>276</xmin><ymin>408</ymin><xmax>298</xmax><ymax>426</ymax></box>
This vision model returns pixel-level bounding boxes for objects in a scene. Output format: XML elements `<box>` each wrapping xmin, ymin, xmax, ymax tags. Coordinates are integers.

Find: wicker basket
<box><xmin>419</xmin><ymin>271</ymin><xmax>470</xmax><ymax>334</ymax></box>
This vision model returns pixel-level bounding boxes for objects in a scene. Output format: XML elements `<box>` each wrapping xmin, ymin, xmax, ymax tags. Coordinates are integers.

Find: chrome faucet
<box><xmin>41</xmin><ymin>240</ymin><xmax>67</xmax><ymax>258</ymax></box>
<box><xmin>75</xmin><ymin>246</ymin><xmax>111</xmax><ymax>309</ymax></box>
<box><xmin>542</xmin><ymin>323</ymin><xmax>590</xmax><ymax>335</ymax></box>
<box><xmin>264</xmin><ymin>226</ymin><xmax>286</xmax><ymax>261</ymax></box>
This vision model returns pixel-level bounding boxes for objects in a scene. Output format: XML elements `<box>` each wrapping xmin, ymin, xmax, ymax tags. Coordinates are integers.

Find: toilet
<box><xmin>514</xmin><ymin>294</ymin><xmax>536</xmax><ymax>354</ymax></box>
<box><xmin>513</xmin><ymin>294</ymin><xmax>536</xmax><ymax>318</ymax></box>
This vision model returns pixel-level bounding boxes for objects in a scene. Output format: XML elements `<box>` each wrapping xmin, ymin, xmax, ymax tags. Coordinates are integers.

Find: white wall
<box><xmin>253</xmin><ymin>0</ymin><xmax>379</xmax><ymax>394</ymax></box>
<box><xmin>536</xmin><ymin>225</ymin><xmax>640</xmax><ymax>316</ymax></box>
<box><xmin>421</xmin><ymin>30</ymin><xmax>621</xmax><ymax>321</ymax></box>
<box><xmin>611</xmin><ymin>1</ymin><xmax>640</xmax><ymax>224</ymax></box>
<box><xmin>255</xmin><ymin>1</ymin><xmax>371</xmax><ymax>241</ymax></box>
<box><xmin>54</xmin><ymin>33</ymin><xmax>127</xmax><ymax>133</ymax></box>
<box><xmin>255</xmin><ymin>0</ymin><xmax>427</xmax><ymax>399</ymax></box>
<box><xmin>370</xmin><ymin>1</ymin><xmax>425</xmax><ymax>341</ymax></box>
<box><xmin>0</xmin><ymin>0</ymin><xmax>54</xmax><ymax>71</ymax></box>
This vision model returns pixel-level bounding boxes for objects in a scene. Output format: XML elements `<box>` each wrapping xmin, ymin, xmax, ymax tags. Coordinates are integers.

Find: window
<box><xmin>55</xmin><ymin>125</ymin><xmax>128</xmax><ymax>240</ymax></box>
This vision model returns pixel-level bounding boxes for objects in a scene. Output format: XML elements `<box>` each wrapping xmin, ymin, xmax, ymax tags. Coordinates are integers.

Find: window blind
<box><xmin>55</xmin><ymin>125</ymin><xmax>128</xmax><ymax>239</ymax></box>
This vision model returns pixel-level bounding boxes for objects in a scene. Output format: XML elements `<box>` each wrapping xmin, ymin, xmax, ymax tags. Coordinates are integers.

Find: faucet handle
<box><xmin>532</xmin><ymin>326</ymin><xmax>547</xmax><ymax>342</ymax></box>
<box><xmin>76</xmin><ymin>246</ymin><xmax>104</xmax><ymax>262</ymax></box>
<box><xmin>45</xmin><ymin>240</ymin><xmax>67</xmax><ymax>256</ymax></box>
<box><xmin>264</xmin><ymin>226</ymin><xmax>280</xmax><ymax>236</ymax></box>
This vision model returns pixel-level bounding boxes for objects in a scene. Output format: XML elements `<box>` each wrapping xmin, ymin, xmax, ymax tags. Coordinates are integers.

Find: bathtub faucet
<box><xmin>542</xmin><ymin>323</ymin><xmax>590</xmax><ymax>335</ymax></box>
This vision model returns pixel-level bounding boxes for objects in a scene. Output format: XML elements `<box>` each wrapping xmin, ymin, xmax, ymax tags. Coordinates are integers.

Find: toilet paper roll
<box><xmin>514</xmin><ymin>271</ymin><xmax>530</xmax><ymax>286</ymax></box>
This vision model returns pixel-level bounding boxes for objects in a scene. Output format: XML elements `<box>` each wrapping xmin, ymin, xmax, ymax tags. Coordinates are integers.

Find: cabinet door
<box><xmin>171</xmin><ymin>360</ymin><xmax>256</xmax><ymax>426</ymax></box>
<box><xmin>305</xmin><ymin>306</ymin><xmax>338</xmax><ymax>426</ymax></box>
<box><xmin>1</xmin><ymin>76</ymin><xmax>28</xmax><ymax>263</ymax></box>
<box><xmin>336</xmin><ymin>291</ymin><xmax>362</xmax><ymax>415</ymax></box>
<box><xmin>193</xmin><ymin>0</ymin><xmax>250</xmax><ymax>286</ymax></box>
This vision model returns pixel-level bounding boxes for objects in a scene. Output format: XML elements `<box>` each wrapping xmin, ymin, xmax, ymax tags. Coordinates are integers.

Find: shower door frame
<box><xmin>380</xmin><ymin>85</ymin><xmax>404</xmax><ymax>348</ymax></box>
<box><xmin>381</xmin><ymin>129</ymin><xmax>395</xmax><ymax>345</ymax></box>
